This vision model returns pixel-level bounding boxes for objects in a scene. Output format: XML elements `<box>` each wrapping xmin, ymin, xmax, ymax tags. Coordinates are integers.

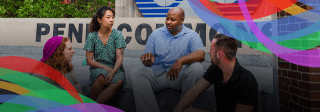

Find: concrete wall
<box><xmin>0</xmin><ymin>17</ymin><xmax>276</xmax><ymax>88</ymax></box>
<box><xmin>0</xmin><ymin>17</ymin><xmax>277</xmax><ymax>111</ymax></box>
<box><xmin>115</xmin><ymin>0</ymin><xmax>143</xmax><ymax>17</ymax></box>
<box><xmin>116</xmin><ymin>0</ymin><xmax>198</xmax><ymax>18</ymax></box>
<box><xmin>0</xmin><ymin>18</ymin><xmax>273</xmax><ymax>56</ymax></box>
<box><xmin>0</xmin><ymin>0</ymin><xmax>281</xmax><ymax>111</ymax></box>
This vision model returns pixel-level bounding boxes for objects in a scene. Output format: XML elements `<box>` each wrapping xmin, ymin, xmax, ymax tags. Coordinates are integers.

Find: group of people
<box><xmin>34</xmin><ymin>6</ymin><xmax>258</xmax><ymax>112</ymax></box>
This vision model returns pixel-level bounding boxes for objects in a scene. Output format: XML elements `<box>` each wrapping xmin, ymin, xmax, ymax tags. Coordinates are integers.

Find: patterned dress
<box><xmin>83</xmin><ymin>29</ymin><xmax>127</xmax><ymax>87</ymax></box>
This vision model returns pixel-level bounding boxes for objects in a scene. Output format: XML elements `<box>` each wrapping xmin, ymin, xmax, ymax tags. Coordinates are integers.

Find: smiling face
<box><xmin>63</xmin><ymin>40</ymin><xmax>75</xmax><ymax>63</ymax></box>
<box><xmin>97</xmin><ymin>10</ymin><xmax>114</xmax><ymax>29</ymax></box>
<box><xmin>165</xmin><ymin>8</ymin><xmax>184</xmax><ymax>35</ymax></box>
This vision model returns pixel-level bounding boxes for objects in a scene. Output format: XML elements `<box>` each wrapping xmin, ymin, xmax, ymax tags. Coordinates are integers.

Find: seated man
<box><xmin>130</xmin><ymin>7</ymin><xmax>205</xmax><ymax>112</ymax></box>
<box><xmin>173</xmin><ymin>34</ymin><xmax>258</xmax><ymax>112</ymax></box>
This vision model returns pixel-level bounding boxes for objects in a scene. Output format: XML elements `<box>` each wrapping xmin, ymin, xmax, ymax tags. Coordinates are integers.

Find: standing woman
<box><xmin>83</xmin><ymin>6</ymin><xmax>127</xmax><ymax>104</ymax></box>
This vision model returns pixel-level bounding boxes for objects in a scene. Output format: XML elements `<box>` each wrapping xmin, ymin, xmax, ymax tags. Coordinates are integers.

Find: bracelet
<box><xmin>85</xmin><ymin>56</ymin><xmax>93</xmax><ymax>59</ymax></box>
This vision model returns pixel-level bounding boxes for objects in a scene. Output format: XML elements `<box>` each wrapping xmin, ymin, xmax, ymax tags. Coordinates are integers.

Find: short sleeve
<box><xmin>83</xmin><ymin>33</ymin><xmax>95</xmax><ymax>51</ymax></box>
<box><xmin>237</xmin><ymin>76</ymin><xmax>259</xmax><ymax>106</ymax></box>
<box><xmin>144</xmin><ymin>32</ymin><xmax>156</xmax><ymax>55</ymax></box>
<box><xmin>189</xmin><ymin>32</ymin><xmax>205</xmax><ymax>52</ymax></box>
<box><xmin>202</xmin><ymin>65</ymin><xmax>217</xmax><ymax>84</ymax></box>
<box><xmin>115</xmin><ymin>30</ymin><xmax>127</xmax><ymax>49</ymax></box>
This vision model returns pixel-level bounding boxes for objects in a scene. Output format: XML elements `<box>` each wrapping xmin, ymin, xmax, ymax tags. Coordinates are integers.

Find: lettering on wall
<box><xmin>135</xmin><ymin>23</ymin><xmax>153</xmax><ymax>45</ymax></box>
<box><xmin>156</xmin><ymin>24</ymin><xmax>164</xmax><ymax>29</ymax></box>
<box><xmin>209</xmin><ymin>27</ymin><xmax>217</xmax><ymax>42</ymax></box>
<box><xmin>86</xmin><ymin>24</ymin><xmax>90</xmax><ymax>41</ymax></box>
<box><xmin>36</xmin><ymin>23</ymin><xmax>50</xmax><ymax>42</ymax></box>
<box><xmin>117</xmin><ymin>23</ymin><xmax>132</xmax><ymax>44</ymax></box>
<box><xmin>68</xmin><ymin>23</ymin><xmax>83</xmax><ymax>43</ymax></box>
<box><xmin>195</xmin><ymin>23</ymin><xmax>206</xmax><ymax>47</ymax></box>
<box><xmin>35</xmin><ymin>22</ymin><xmax>273</xmax><ymax>49</ymax></box>
<box><xmin>184</xmin><ymin>23</ymin><xmax>192</xmax><ymax>29</ymax></box>
<box><xmin>212</xmin><ymin>23</ymin><xmax>242</xmax><ymax>48</ymax></box>
<box><xmin>53</xmin><ymin>24</ymin><xmax>65</xmax><ymax>37</ymax></box>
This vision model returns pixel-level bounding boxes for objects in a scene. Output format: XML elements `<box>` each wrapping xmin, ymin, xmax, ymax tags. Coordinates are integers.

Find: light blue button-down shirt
<box><xmin>144</xmin><ymin>25</ymin><xmax>205</xmax><ymax>76</ymax></box>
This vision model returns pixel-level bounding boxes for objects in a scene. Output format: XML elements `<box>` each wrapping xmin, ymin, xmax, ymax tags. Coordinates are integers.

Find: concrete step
<box><xmin>81</xmin><ymin>85</ymin><xmax>217</xmax><ymax>112</ymax></box>
<box><xmin>80</xmin><ymin>85</ymin><xmax>274</xmax><ymax>112</ymax></box>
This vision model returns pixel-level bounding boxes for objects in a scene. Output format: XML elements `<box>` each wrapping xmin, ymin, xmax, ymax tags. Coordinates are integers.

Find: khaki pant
<box><xmin>130</xmin><ymin>62</ymin><xmax>204</xmax><ymax>112</ymax></box>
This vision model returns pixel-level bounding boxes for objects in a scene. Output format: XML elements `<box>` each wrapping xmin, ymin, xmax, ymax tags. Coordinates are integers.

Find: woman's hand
<box><xmin>103</xmin><ymin>66</ymin><xmax>114</xmax><ymax>85</ymax></box>
<box><xmin>104</xmin><ymin>67</ymin><xmax>113</xmax><ymax>73</ymax></box>
<box><xmin>104</xmin><ymin>73</ymin><xmax>114</xmax><ymax>85</ymax></box>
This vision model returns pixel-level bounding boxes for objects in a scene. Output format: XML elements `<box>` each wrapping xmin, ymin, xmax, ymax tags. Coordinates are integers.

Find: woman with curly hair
<box><xmin>29</xmin><ymin>36</ymin><xmax>82</xmax><ymax>94</ymax></box>
<box><xmin>83</xmin><ymin>6</ymin><xmax>126</xmax><ymax>104</ymax></box>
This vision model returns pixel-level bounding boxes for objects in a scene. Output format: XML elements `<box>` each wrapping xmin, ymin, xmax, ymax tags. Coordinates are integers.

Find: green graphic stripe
<box><xmin>0</xmin><ymin>68</ymin><xmax>96</xmax><ymax>111</ymax></box>
<box><xmin>240</xmin><ymin>31</ymin><xmax>320</xmax><ymax>53</ymax></box>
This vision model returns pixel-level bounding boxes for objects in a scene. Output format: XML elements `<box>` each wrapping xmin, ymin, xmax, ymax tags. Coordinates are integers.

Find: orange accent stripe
<box><xmin>0</xmin><ymin>81</ymin><xmax>30</xmax><ymax>95</ymax></box>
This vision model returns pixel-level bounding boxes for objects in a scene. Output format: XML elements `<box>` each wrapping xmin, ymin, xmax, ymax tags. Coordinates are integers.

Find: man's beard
<box><xmin>211</xmin><ymin>54</ymin><xmax>220</xmax><ymax>66</ymax></box>
<box><xmin>169</xmin><ymin>24</ymin><xmax>182</xmax><ymax>33</ymax></box>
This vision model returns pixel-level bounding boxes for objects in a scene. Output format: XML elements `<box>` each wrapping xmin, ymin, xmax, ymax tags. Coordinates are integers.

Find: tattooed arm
<box><xmin>110</xmin><ymin>48</ymin><xmax>124</xmax><ymax>76</ymax></box>
<box><xmin>105</xmin><ymin>48</ymin><xmax>125</xmax><ymax>84</ymax></box>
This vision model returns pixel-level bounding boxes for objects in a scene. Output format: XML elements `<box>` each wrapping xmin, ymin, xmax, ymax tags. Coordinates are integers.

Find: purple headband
<box><xmin>40</xmin><ymin>36</ymin><xmax>64</xmax><ymax>62</ymax></box>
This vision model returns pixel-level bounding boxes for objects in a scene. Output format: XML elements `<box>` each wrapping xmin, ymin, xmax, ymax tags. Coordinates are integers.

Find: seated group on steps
<box><xmin>31</xmin><ymin>6</ymin><xmax>258</xmax><ymax>112</ymax></box>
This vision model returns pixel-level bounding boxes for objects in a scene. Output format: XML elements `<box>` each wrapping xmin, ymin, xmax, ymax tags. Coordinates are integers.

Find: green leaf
<box><xmin>2</xmin><ymin>0</ymin><xmax>115</xmax><ymax>18</ymax></box>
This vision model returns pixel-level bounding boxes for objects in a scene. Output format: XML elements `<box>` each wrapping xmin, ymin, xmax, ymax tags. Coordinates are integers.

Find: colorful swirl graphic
<box><xmin>187</xmin><ymin>0</ymin><xmax>320</xmax><ymax>67</ymax></box>
<box><xmin>0</xmin><ymin>56</ymin><xmax>123</xmax><ymax>112</ymax></box>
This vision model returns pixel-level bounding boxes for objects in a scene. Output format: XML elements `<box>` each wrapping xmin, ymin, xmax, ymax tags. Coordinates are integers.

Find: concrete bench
<box><xmin>81</xmin><ymin>85</ymin><xmax>270</xmax><ymax>112</ymax></box>
<box><xmin>0</xmin><ymin>48</ymin><xmax>275</xmax><ymax>112</ymax></box>
<box><xmin>81</xmin><ymin>85</ymin><xmax>217</xmax><ymax>112</ymax></box>
<box><xmin>80</xmin><ymin>68</ymin><xmax>217</xmax><ymax>112</ymax></box>
<box><xmin>79</xmin><ymin>58</ymin><xmax>274</xmax><ymax>112</ymax></box>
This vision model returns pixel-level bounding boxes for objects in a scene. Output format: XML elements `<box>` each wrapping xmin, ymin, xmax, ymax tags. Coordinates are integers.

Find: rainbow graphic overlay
<box><xmin>0</xmin><ymin>56</ymin><xmax>123</xmax><ymax>112</ymax></box>
<box><xmin>187</xmin><ymin>0</ymin><xmax>320</xmax><ymax>67</ymax></box>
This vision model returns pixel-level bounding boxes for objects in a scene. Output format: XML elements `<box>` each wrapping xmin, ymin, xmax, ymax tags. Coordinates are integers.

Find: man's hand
<box><xmin>167</xmin><ymin>59</ymin><xmax>183</xmax><ymax>82</ymax></box>
<box><xmin>140</xmin><ymin>53</ymin><xmax>155</xmax><ymax>66</ymax></box>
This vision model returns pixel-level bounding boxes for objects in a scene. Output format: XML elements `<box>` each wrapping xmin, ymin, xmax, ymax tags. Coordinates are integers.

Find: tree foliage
<box><xmin>0</xmin><ymin>0</ymin><xmax>115</xmax><ymax>18</ymax></box>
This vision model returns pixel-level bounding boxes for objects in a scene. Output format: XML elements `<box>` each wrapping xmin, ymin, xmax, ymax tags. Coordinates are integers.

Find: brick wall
<box><xmin>278</xmin><ymin>58</ymin><xmax>320</xmax><ymax>112</ymax></box>
<box><xmin>277</xmin><ymin>1</ymin><xmax>320</xmax><ymax>51</ymax></box>
<box><xmin>277</xmin><ymin>1</ymin><xmax>320</xmax><ymax>112</ymax></box>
